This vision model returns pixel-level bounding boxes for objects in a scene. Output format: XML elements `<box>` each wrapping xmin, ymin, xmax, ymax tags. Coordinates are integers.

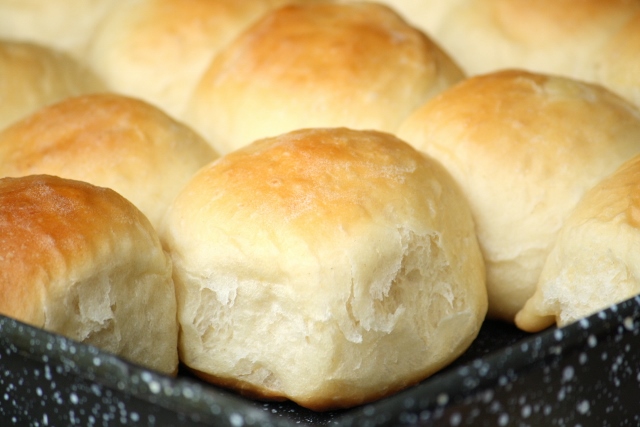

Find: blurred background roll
<box><xmin>430</xmin><ymin>0</ymin><xmax>639</xmax><ymax>80</ymax></box>
<box><xmin>85</xmin><ymin>0</ymin><xmax>301</xmax><ymax>119</ymax></box>
<box><xmin>0</xmin><ymin>0</ymin><xmax>117</xmax><ymax>59</ymax></box>
<box><xmin>0</xmin><ymin>40</ymin><xmax>104</xmax><ymax>132</ymax></box>
<box><xmin>348</xmin><ymin>0</ymin><xmax>640</xmax><ymax>112</ymax></box>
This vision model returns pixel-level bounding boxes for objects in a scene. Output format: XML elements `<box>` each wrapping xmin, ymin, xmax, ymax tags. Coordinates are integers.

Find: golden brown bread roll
<box><xmin>431</xmin><ymin>0</ymin><xmax>639</xmax><ymax>78</ymax></box>
<box><xmin>0</xmin><ymin>174</ymin><xmax>179</xmax><ymax>375</ymax></box>
<box><xmin>0</xmin><ymin>0</ymin><xmax>117</xmax><ymax>59</ymax></box>
<box><xmin>516</xmin><ymin>154</ymin><xmax>640</xmax><ymax>332</ymax></box>
<box><xmin>0</xmin><ymin>40</ymin><xmax>104</xmax><ymax>132</ymax></box>
<box><xmin>160</xmin><ymin>127</ymin><xmax>487</xmax><ymax>411</ymax></box>
<box><xmin>398</xmin><ymin>69</ymin><xmax>640</xmax><ymax>322</ymax></box>
<box><xmin>0</xmin><ymin>93</ymin><xmax>218</xmax><ymax>229</ymax></box>
<box><xmin>184</xmin><ymin>1</ymin><xmax>465</xmax><ymax>154</ymax></box>
<box><xmin>85</xmin><ymin>0</ymin><xmax>299</xmax><ymax>119</ymax></box>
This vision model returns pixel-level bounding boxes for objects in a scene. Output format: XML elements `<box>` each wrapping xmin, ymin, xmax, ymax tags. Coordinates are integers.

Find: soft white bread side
<box><xmin>431</xmin><ymin>0</ymin><xmax>639</xmax><ymax>79</ymax></box>
<box><xmin>516</xmin><ymin>155</ymin><xmax>640</xmax><ymax>332</ymax></box>
<box><xmin>85</xmin><ymin>0</ymin><xmax>297</xmax><ymax>119</ymax></box>
<box><xmin>160</xmin><ymin>127</ymin><xmax>487</xmax><ymax>411</ymax></box>
<box><xmin>0</xmin><ymin>93</ymin><xmax>218</xmax><ymax>229</ymax></box>
<box><xmin>0</xmin><ymin>175</ymin><xmax>179</xmax><ymax>375</ymax></box>
<box><xmin>184</xmin><ymin>1</ymin><xmax>465</xmax><ymax>154</ymax></box>
<box><xmin>0</xmin><ymin>40</ymin><xmax>104</xmax><ymax>132</ymax></box>
<box><xmin>398</xmin><ymin>69</ymin><xmax>640</xmax><ymax>322</ymax></box>
<box><xmin>0</xmin><ymin>0</ymin><xmax>117</xmax><ymax>59</ymax></box>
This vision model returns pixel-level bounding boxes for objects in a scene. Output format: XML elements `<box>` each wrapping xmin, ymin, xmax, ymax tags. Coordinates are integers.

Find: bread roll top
<box><xmin>0</xmin><ymin>40</ymin><xmax>104</xmax><ymax>131</ymax></box>
<box><xmin>0</xmin><ymin>0</ymin><xmax>116</xmax><ymax>59</ymax></box>
<box><xmin>184</xmin><ymin>1</ymin><xmax>465</xmax><ymax>154</ymax></box>
<box><xmin>0</xmin><ymin>175</ymin><xmax>179</xmax><ymax>374</ymax></box>
<box><xmin>0</xmin><ymin>93</ymin><xmax>218</xmax><ymax>229</ymax></box>
<box><xmin>432</xmin><ymin>0</ymin><xmax>639</xmax><ymax>78</ymax></box>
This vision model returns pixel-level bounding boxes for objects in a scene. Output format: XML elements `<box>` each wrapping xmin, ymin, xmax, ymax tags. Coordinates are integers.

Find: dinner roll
<box><xmin>0</xmin><ymin>0</ymin><xmax>117</xmax><ymax>59</ymax></box>
<box><xmin>0</xmin><ymin>175</ymin><xmax>178</xmax><ymax>375</ymax></box>
<box><xmin>516</xmin><ymin>155</ymin><xmax>640</xmax><ymax>332</ymax></box>
<box><xmin>85</xmin><ymin>0</ymin><xmax>299</xmax><ymax>119</ymax></box>
<box><xmin>398</xmin><ymin>69</ymin><xmax>640</xmax><ymax>322</ymax></box>
<box><xmin>160</xmin><ymin>127</ymin><xmax>487</xmax><ymax>411</ymax></box>
<box><xmin>432</xmin><ymin>0</ymin><xmax>639</xmax><ymax>78</ymax></box>
<box><xmin>184</xmin><ymin>1</ymin><xmax>465</xmax><ymax>154</ymax></box>
<box><xmin>0</xmin><ymin>40</ymin><xmax>104</xmax><ymax>132</ymax></box>
<box><xmin>0</xmin><ymin>93</ymin><xmax>218</xmax><ymax>229</ymax></box>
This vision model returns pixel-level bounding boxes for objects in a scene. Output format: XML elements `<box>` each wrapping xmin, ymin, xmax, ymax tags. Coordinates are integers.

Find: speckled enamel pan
<box><xmin>1</xmin><ymin>294</ymin><xmax>640</xmax><ymax>426</ymax></box>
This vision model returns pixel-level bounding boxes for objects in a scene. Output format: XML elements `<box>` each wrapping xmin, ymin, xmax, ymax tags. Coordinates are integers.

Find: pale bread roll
<box><xmin>516</xmin><ymin>155</ymin><xmax>640</xmax><ymax>332</ymax></box>
<box><xmin>398</xmin><ymin>69</ymin><xmax>640</xmax><ymax>322</ymax></box>
<box><xmin>0</xmin><ymin>0</ymin><xmax>117</xmax><ymax>59</ymax></box>
<box><xmin>432</xmin><ymin>0</ymin><xmax>639</xmax><ymax>79</ymax></box>
<box><xmin>85</xmin><ymin>0</ymin><xmax>299</xmax><ymax>119</ymax></box>
<box><xmin>0</xmin><ymin>93</ymin><xmax>218</xmax><ymax>229</ymax></box>
<box><xmin>160</xmin><ymin>127</ymin><xmax>487</xmax><ymax>411</ymax></box>
<box><xmin>0</xmin><ymin>175</ymin><xmax>178</xmax><ymax>375</ymax></box>
<box><xmin>184</xmin><ymin>1</ymin><xmax>465</xmax><ymax>154</ymax></box>
<box><xmin>0</xmin><ymin>40</ymin><xmax>104</xmax><ymax>132</ymax></box>
<box><xmin>595</xmin><ymin>11</ymin><xmax>640</xmax><ymax>108</ymax></box>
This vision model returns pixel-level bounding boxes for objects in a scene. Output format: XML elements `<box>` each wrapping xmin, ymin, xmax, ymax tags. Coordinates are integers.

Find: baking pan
<box><xmin>1</xmin><ymin>293</ymin><xmax>640</xmax><ymax>426</ymax></box>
